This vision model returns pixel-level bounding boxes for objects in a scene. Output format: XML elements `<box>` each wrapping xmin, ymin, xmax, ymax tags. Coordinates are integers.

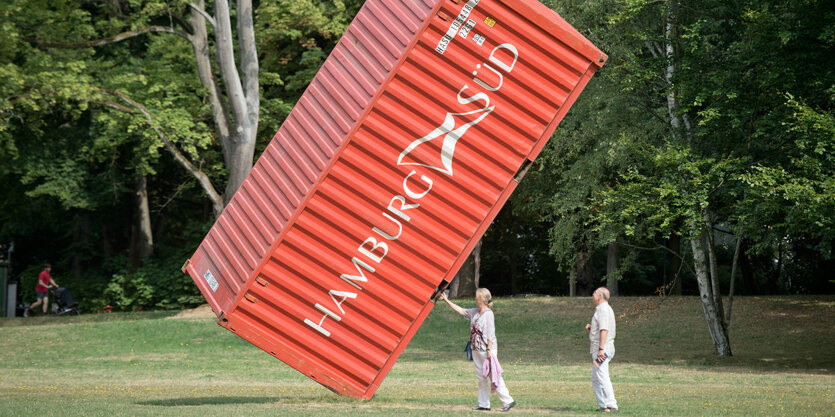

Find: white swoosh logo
<box><xmin>397</xmin><ymin>105</ymin><xmax>494</xmax><ymax>175</ymax></box>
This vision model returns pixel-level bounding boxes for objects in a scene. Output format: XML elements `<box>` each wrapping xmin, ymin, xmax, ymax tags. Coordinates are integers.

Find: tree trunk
<box><xmin>574</xmin><ymin>250</ymin><xmax>595</xmax><ymax>296</ymax></box>
<box><xmin>668</xmin><ymin>234</ymin><xmax>683</xmax><ymax>295</ymax></box>
<box><xmin>129</xmin><ymin>176</ymin><xmax>154</xmax><ymax>268</ymax></box>
<box><xmin>188</xmin><ymin>0</ymin><xmax>230</xmax><ymax>142</ymax></box>
<box><xmin>741</xmin><ymin>248</ymin><xmax>760</xmax><ymax>295</ymax></box>
<box><xmin>606</xmin><ymin>240</ymin><xmax>619</xmax><ymax>295</ymax></box>
<box><xmin>100</xmin><ymin>217</ymin><xmax>114</xmax><ymax>260</ymax></box>
<box><xmin>473</xmin><ymin>239</ymin><xmax>482</xmax><ymax>289</ymax></box>
<box><xmin>71</xmin><ymin>212</ymin><xmax>91</xmax><ymax>280</ymax></box>
<box><xmin>726</xmin><ymin>234</ymin><xmax>742</xmax><ymax>325</ymax></box>
<box><xmin>509</xmin><ymin>246</ymin><xmax>519</xmax><ymax>296</ymax></box>
<box><xmin>569</xmin><ymin>271</ymin><xmax>576</xmax><ymax>297</ymax></box>
<box><xmin>663</xmin><ymin>0</ymin><xmax>728</xmax><ymax>356</ymax></box>
<box><xmin>153</xmin><ymin>213</ymin><xmax>167</xmax><ymax>247</ymax></box>
<box><xmin>448</xmin><ymin>272</ymin><xmax>460</xmax><ymax>298</ymax></box>
<box><xmin>214</xmin><ymin>0</ymin><xmax>258</xmax><ymax>203</ymax></box>
<box><xmin>660</xmin><ymin>1</ymin><xmax>687</xmax><ymax>297</ymax></box>
<box><xmin>184</xmin><ymin>0</ymin><xmax>258</xmax><ymax>209</ymax></box>
<box><xmin>703</xmin><ymin>214</ymin><xmax>726</xmax><ymax>328</ymax></box>
<box><xmin>664</xmin><ymin>1</ymin><xmax>682</xmax><ymax>135</ymax></box>
<box><xmin>775</xmin><ymin>239</ymin><xmax>784</xmax><ymax>290</ymax></box>
<box><xmin>455</xmin><ymin>240</ymin><xmax>481</xmax><ymax>298</ymax></box>
<box><xmin>690</xmin><ymin>231</ymin><xmax>732</xmax><ymax>356</ymax></box>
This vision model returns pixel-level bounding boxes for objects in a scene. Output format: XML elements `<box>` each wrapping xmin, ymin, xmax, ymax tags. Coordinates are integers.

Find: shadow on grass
<box><xmin>137</xmin><ymin>396</ymin><xmax>280</xmax><ymax>406</ymax></box>
<box><xmin>544</xmin><ymin>406</ymin><xmax>585</xmax><ymax>413</ymax></box>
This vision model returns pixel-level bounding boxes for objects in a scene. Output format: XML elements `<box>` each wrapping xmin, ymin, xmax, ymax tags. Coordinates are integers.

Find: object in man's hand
<box><xmin>594</xmin><ymin>352</ymin><xmax>608</xmax><ymax>367</ymax></box>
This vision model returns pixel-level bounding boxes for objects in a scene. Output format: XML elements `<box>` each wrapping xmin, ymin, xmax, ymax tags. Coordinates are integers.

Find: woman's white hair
<box><xmin>475</xmin><ymin>288</ymin><xmax>493</xmax><ymax>309</ymax></box>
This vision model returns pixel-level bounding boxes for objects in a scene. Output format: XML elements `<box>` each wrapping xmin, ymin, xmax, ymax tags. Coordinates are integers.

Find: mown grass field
<box><xmin>1</xmin><ymin>296</ymin><xmax>833</xmax><ymax>416</ymax></box>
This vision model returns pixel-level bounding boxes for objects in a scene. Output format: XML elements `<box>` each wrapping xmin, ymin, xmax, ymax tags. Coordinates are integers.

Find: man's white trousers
<box><xmin>591</xmin><ymin>350</ymin><xmax>618</xmax><ymax>409</ymax></box>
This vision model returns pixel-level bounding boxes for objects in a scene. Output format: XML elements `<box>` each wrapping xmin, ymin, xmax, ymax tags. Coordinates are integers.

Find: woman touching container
<box><xmin>439</xmin><ymin>288</ymin><xmax>517</xmax><ymax>412</ymax></box>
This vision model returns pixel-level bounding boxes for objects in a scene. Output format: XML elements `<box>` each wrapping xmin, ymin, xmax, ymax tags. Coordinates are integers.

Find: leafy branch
<box><xmin>92</xmin><ymin>89</ymin><xmax>224</xmax><ymax>217</ymax></box>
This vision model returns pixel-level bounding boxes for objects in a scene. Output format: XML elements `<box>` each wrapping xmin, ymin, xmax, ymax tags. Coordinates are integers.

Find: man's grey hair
<box><xmin>597</xmin><ymin>287</ymin><xmax>610</xmax><ymax>301</ymax></box>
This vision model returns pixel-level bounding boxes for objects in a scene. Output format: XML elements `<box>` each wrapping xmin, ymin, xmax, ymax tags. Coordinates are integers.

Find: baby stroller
<box><xmin>51</xmin><ymin>287</ymin><xmax>80</xmax><ymax>316</ymax></box>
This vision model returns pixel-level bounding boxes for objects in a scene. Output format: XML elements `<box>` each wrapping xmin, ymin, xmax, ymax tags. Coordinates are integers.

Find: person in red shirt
<box><xmin>26</xmin><ymin>263</ymin><xmax>58</xmax><ymax>316</ymax></box>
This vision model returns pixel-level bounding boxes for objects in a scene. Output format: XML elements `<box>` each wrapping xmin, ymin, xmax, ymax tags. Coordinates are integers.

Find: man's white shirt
<box><xmin>589</xmin><ymin>302</ymin><xmax>616</xmax><ymax>354</ymax></box>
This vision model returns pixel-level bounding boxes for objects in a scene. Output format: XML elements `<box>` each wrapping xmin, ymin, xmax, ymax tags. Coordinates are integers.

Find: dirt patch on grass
<box><xmin>167</xmin><ymin>304</ymin><xmax>216</xmax><ymax>319</ymax></box>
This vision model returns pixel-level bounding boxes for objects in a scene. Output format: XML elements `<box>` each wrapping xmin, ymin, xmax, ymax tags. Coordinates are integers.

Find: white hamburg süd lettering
<box><xmin>305</xmin><ymin>38</ymin><xmax>520</xmax><ymax>338</ymax></box>
<box><xmin>373</xmin><ymin>212</ymin><xmax>403</xmax><ymax>241</ymax></box>
<box><xmin>340</xmin><ymin>257</ymin><xmax>374</xmax><ymax>290</ymax></box>
<box><xmin>473</xmin><ymin>44</ymin><xmax>519</xmax><ymax>91</ymax></box>
<box><xmin>387</xmin><ymin>195</ymin><xmax>419</xmax><ymax>222</ymax></box>
<box><xmin>358</xmin><ymin>237</ymin><xmax>388</xmax><ymax>263</ymax></box>
<box><xmin>403</xmin><ymin>171</ymin><xmax>433</xmax><ymax>199</ymax></box>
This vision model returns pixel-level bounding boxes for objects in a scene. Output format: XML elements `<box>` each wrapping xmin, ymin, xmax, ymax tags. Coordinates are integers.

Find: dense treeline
<box><xmin>482</xmin><ymin>0</ymin><xmax>835</xmax><ymax>304</ymax></box>
<box><xmin>1</xmin><ymin>0</ymin><xmax>832</xmax><ymax>317</ymax></box>
<box><xmin>1</xmin><ymin>0</ymin><xmax>365</xmax><ymax>311</ymax></box>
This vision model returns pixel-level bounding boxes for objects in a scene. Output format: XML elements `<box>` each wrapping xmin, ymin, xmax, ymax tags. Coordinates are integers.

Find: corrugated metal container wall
<box><xmin>183</xmin><ymin>0</ymin><xmax>606</xmax><ymax>399</ymax></box>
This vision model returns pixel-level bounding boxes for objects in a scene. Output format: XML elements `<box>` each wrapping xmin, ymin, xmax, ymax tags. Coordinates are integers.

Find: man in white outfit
<box><xmin>585</xmin><ymin>287</ymin><xmax>619</xmax><ymax>412</ymax></box>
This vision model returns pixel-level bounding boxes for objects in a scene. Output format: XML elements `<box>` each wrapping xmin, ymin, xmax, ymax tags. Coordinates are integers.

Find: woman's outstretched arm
<box><xmin>439</xmin><ymin>292</ymin><xmax>469</xmax><ymax>317</ymax></box>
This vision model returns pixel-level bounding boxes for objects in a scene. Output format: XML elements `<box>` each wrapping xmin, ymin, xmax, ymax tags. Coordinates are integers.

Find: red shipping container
<box><xmin>183</xmin><ymin>0</ymin><xmax>605</xmax><ymax>399</ymax></box>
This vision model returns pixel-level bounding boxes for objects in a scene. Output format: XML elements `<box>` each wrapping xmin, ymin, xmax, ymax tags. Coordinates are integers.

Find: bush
<box><xmin>101</xmin><ymin>251</ymin><xmax>204</xmax><ymax>312</ymax></box>
<box><xmin>104</xmin><ymin>273</ymin><xmax>154</xmax><ymax>311</ymax></box>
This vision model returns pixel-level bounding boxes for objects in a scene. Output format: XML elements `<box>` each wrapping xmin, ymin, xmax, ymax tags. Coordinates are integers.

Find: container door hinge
<box><xmin>255</xmin><ymin>276</ymin><xmax>269</xmax><ymax>287</ymax></box>
<box><xmin>513</xmin><ymin>159</ymin><xmax>533</xmax><ymax>183</ymax></box>
<box><xmin>244</xmin><ymin>293</ymin><xmax>258</xmax><ymax>304</ymax></box>
<box><xmin>430</xmin><ymin>280</ymin><xmax>451</xmax><ymax>302</ymax></box>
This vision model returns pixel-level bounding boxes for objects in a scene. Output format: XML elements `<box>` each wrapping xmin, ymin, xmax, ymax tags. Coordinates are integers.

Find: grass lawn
<box><xmin>1</xmin><ymin>296</ymin><xmax>833</xmax><ymax>416</ymax></box>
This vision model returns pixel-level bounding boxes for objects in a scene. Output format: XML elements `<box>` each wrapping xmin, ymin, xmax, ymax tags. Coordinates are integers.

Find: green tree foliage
<box><xmin>515</xmin><ymin>0</ymin><xmax>833</xmax><ymax>353</ymax></box>
<box><xmin>592</xmin><ymin>0</ymin><xmax>834</xmax><ymax>289</ymax></box>
<box><xmin>0</xmin><ymin>0</ymin><xmax>362</xmax><ymax>312</ymax></box>
<box><xmin>523</xmin><ymin>0</ymin><xmax>834</xmax><ymax>292</ymax></box>
<box><xmin>513</xmin><ymin>0</ymin><xmax>664</xmax><ymax>295</ymax></box>
<box><xmin>1</xmin><ymin>0</ymin><xmax>832</xmax><ymax>319</ymax></box>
